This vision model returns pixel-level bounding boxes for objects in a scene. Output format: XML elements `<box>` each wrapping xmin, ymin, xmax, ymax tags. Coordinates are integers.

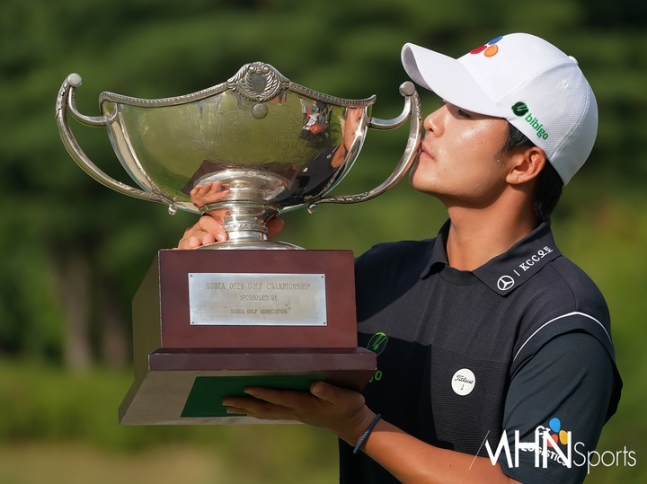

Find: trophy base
<box><xmin>118</xmin><ymin>347</ymin><xmax>376</xmax><ymax>425</ymax></box>
<box><xmin>199</xmin><ymin>239</ymin><xmax>303</xmax><ymax>250</ymax></box>
<box><xmin>119</xmin><ymin>249</ymin><xmax>376</xmax><ymax>425</ymax></box>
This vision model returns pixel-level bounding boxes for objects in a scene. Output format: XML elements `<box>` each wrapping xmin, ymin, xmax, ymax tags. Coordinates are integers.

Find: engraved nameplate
<box><xmin>188</xmin><ymin>273</ymin><xmax>326</xmax><ymax>326</ymax></box>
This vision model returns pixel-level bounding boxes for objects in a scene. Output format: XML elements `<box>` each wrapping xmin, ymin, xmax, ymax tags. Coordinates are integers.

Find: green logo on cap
<box><xmin>512</xmin><ymin>101</ymin><xmax>548</xmax><ymax>140</ymax></box>
<box><xmin>511</xmin><ymin>102</ymin><xmax>529</xmax><ymax>117</ymax></box>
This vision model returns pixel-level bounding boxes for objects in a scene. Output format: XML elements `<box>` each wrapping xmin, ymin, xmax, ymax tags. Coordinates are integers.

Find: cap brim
<box><xmin>401</xmin><ymin>43</ymin><xmax>505</xmax><ymax>118</ymax></box>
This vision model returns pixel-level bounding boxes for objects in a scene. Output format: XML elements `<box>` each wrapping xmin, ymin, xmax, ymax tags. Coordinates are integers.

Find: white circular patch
<box><xmin>451</xmin><ymin>368</ymin><xmax>476</xmax><ymax>396</ymax></box>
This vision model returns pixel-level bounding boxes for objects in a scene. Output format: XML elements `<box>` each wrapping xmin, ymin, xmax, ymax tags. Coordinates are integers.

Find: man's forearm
<box><xmin>357</xmin><ymin>418</ymin><xmax>521</xmax><ymax>484</ymax></box>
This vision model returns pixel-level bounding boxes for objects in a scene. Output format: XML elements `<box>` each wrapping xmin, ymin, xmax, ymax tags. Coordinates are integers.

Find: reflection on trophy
<box><xmin>56</xmin><ymin>62</ymin><xmax>421</xmax><ymax>424</ymax></box>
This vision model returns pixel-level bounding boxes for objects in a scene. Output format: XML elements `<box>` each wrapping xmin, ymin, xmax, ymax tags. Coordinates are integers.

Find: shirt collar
<box><xmin>421</xmin><ymin>220</ymin><xmax>562</xmax><ymax>295</ymax></box>
<box><xmin>421</xmin><ymin>220</ymin><xmax>451</xmax><ymax>278</ymax></box>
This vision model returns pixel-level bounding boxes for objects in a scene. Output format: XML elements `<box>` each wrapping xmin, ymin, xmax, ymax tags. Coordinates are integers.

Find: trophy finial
<box><xmin>226</xmin><ymin>62</ymin><xmax>290</xmax><ymax>103</ymax></box>
<box><xmin>68</xmin><ymin>73</ymin><xmax>83</xmax><ymax>87</ymax></box>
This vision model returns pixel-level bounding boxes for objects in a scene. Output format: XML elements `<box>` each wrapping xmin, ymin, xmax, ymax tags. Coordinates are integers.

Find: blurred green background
<box><xmin>1</xmin><ymin>0</ymin><xmax>645</xmax><ymax>482</ymax></box>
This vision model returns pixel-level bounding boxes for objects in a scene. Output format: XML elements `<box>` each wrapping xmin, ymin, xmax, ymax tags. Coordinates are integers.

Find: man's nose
<box><xmin>423</xmin><ymin>106</ymin><xmax>444</xmax><ymax>136</ymax></box>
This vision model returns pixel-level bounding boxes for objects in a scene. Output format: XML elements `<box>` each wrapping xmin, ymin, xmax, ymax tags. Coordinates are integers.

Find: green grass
<box><xmin>0</xmin><ymin>360</ymin><xmax>338</xmax><ymax>484</ymax></box>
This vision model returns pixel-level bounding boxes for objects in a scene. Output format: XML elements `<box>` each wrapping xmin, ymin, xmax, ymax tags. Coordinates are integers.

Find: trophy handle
<box><xmin>307</xmin><ymin>81</ymin><xmax>422</xmax><ymax>212</ymax></box>
<box><xmin>55</xmin><ymin>74</ymin><xmax>180</xmax><ymax>214</ymax></box>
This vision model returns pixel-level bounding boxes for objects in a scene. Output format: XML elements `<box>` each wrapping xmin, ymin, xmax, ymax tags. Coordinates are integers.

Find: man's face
<box><xmin>409</xmin><ymin>102</ymin><xmax>511</xmax><ymax>208</ymax></box>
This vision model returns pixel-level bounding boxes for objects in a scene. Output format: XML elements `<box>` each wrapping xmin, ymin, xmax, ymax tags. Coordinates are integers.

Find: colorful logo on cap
<box><xmin>547</xmin><ymin>417</ymin><xmax>569</xmax><ymax>448</ymax></box>
<box><xmin>470</xmin><ymin>36</ymin><xmax>503</xmax><ymax>57</ymax></box>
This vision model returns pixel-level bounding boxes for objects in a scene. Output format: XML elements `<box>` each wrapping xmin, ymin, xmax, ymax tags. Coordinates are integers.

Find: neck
<box><xmin>443</xmin><ymin>192</ymin><xmax>539</xmax><ymax>271</ymax></box>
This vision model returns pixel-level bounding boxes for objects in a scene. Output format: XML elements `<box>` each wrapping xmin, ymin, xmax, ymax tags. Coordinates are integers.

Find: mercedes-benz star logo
<box><xmin>497</xmin><ymin>275</ymin><xmax>515</xmax><ymax>291</ymax></box>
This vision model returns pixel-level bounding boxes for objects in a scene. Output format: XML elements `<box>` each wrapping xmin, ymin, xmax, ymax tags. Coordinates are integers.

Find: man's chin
<box><xmin>408</xmin><ymin>158</ymin><xmax>420</xmax><ymax>185</ymax></box>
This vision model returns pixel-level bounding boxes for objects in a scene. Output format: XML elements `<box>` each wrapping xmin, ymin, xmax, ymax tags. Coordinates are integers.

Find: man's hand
<box><xmin>177</xmin><ymin>211</ymin><xmax>229</xmax><ymax>249</ymax></box>
<box><xmin>222</xmin><ymin>382</ymin><xmax>375</xmax><ymax>446</ymax></box>
<box><xmin>190</xmin><ymin>181</ymin><xmax>229</xmax><ymax>209</ymax></box>
<box><xmin>176</xmin><ymin>212</ymin><xmax>284</xmax><ymax>249</ymax></box>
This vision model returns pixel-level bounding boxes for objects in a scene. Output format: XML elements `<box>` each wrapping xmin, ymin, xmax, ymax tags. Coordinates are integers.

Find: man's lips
<box><xmin>418</xmin><ymin>145</ymin><xmax>433</xmax><ymax>160</ymax></box>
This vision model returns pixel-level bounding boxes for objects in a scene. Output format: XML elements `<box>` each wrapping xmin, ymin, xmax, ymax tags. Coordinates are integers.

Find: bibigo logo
<box><xmin>511</xmin><ymin>101</ymin><xmax>549</xmax><ymax>140</ymax></box>
<box><xmin>366</xmin><ymin>332</ymin><xmax>389</xmax><ymax>383</ymax></box>
<box><xmin>366</xmin><ymin>332</ymin><xmax>389</xmax><ymax>355</ymax></box>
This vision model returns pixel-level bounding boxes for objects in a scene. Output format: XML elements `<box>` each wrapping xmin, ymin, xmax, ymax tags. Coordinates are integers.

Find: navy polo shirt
<box><xmin>339</xmin><ymin>220</ymin><xmax>622</xmax><ymax>484</ymax></box>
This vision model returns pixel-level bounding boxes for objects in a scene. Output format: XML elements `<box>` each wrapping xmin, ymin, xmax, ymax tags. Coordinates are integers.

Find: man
<box><xmin>178</xmin><ymin>33</ymin><xmax>622</xmax><ymax>483</ymax></box>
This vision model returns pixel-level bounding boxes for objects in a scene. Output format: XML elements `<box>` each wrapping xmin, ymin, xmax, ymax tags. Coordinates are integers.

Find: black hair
<box><xmin>502</xmin><ymin>123</ymin><xmax>563</xmax><ymax>222</ymax></box>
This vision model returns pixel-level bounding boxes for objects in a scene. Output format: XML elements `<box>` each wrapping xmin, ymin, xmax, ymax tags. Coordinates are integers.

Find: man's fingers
<box><xmin>310</xmin><ymin>382</ymin><xmax>366</xmax><ymax>409</ymax></box>
<box><xmin>224</xmin><ymin>406</ymin><xmax>248</xmax><ymax>415</ymax></box>
<box><xmin>207</xmin><ymin>181</ymin><xmax>229</xmax><ymax>199</ymax></box>
<box><xmin>310</xmin><ymin>381</ymin><xmax>334</xmax><ymax>401</ymax></box>
<box><xmin>191</xmin><ymin>181</ymin><xmax>230</xmax><ymax>207</ymax></box>
<box><xmin>243</xmin><ymin>387</ymin><xmax>310</xmax><ymax>407</ymax></box>
<box><xmin>177</xmin><ymin>232</ymin><xmax>200</xmax><ymax>249</ymax></box>
<box><xmin>201</xmin><ymin>232</ymin><xmax>216</xmax><ymax>245</ymax></box>
<box><xmin>222</xmin><ymin>396</ymin><xmax>291</xmax><ymax>419</ymax></box>
<box><xmin>186</xmin><ymin>236</ymin><xmax>200</xmax><ymax>249</ymax></box>
<box><xmin>176</xmin><ymin>211</ymin><xmax>229</xmax><ymax>249</ymax></box>
<box><xmin>267</xmin><ymin>217</ymin><xmax>284</xmax><ymax>239</ymax></box>
<box><xmin>241</xmin><ymin>384</ymin><xmax>357</xmax><ymax>410</ymax></box>
<box><xmin>177</xmin><ymin>228</ymin><xmax>216</xmax><ymax>249</ymax></box>
<box><xmin>198</xmin><ymin>214</ymin><xmax>228</xmax><ymax>243</ymax></box>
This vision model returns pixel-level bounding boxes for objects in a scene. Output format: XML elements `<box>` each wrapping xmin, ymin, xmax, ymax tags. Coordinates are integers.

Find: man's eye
<box><xmin>457</xmin><ymin>109</ymin><xmax>471</xmax><ymax>118</ymax></box>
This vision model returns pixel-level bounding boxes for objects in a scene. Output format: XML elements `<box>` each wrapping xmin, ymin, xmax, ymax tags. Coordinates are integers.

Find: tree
<box><xmin>0</xmin><ymin>0</ymin><xmax>645</xmax><ymax>368</ymax></box>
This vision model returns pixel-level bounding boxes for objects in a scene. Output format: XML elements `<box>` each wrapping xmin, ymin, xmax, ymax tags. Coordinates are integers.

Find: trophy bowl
<box><xmin>56</xmin><ymin>62</ymin><xmax>421</xmax><ymax>249</ymax></box>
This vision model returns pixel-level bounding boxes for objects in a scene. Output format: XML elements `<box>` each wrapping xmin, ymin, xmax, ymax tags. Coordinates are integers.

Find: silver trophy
<box><xmin>56</xmin><ymin>62</ymin><xmax>421</xmax><ymax>248</ymax></box>
<box><xmin>55</xmin><ymin>63</ymin><xmax>422</xmax><ymax>425</ymax></box>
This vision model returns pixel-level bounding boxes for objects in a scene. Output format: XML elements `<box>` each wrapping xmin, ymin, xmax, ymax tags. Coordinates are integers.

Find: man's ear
<box><xmin>506</xmin><ymin>146</ymin><xmax>547</xmax><ymax>185</ymax></box>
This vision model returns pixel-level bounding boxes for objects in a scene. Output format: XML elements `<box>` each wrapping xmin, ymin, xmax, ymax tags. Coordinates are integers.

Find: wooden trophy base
<box><xmin>119</xmin><ymin>249</ymin><xmax>377</xmax><ymax>425</ymax></box>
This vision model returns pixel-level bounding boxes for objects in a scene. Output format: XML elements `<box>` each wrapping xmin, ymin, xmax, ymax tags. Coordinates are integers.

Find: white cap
<box><xmin>401</xmin><ymin>33</ymin><xmax>598</xmax><ymax>185</ymax></box>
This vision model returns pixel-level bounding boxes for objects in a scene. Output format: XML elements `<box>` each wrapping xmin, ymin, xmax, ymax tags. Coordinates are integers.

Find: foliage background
<box><xmin>0</xmin><ymin>0</ymin><xmax>645</xmax><ymax>482</ymax></box>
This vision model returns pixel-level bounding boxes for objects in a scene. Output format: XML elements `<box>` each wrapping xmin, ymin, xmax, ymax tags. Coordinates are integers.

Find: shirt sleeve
<box><xmin>498</xmin><ymin>331</ymin><xmax>615</xmax><ymax>484</ymax></box>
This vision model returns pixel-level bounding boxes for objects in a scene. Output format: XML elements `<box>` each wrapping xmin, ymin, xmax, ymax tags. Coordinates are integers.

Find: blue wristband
<box><xmin>353</xmin><ymin>413</ymin><xmax>382</xmax><ymax>454</ymax></box>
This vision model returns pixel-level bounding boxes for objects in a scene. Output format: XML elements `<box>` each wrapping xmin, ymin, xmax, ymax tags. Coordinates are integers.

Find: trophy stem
<box><xmin>199</xmin><ymin>202</ymin><xmax>301</xmax><ymax>250</ymax></box>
